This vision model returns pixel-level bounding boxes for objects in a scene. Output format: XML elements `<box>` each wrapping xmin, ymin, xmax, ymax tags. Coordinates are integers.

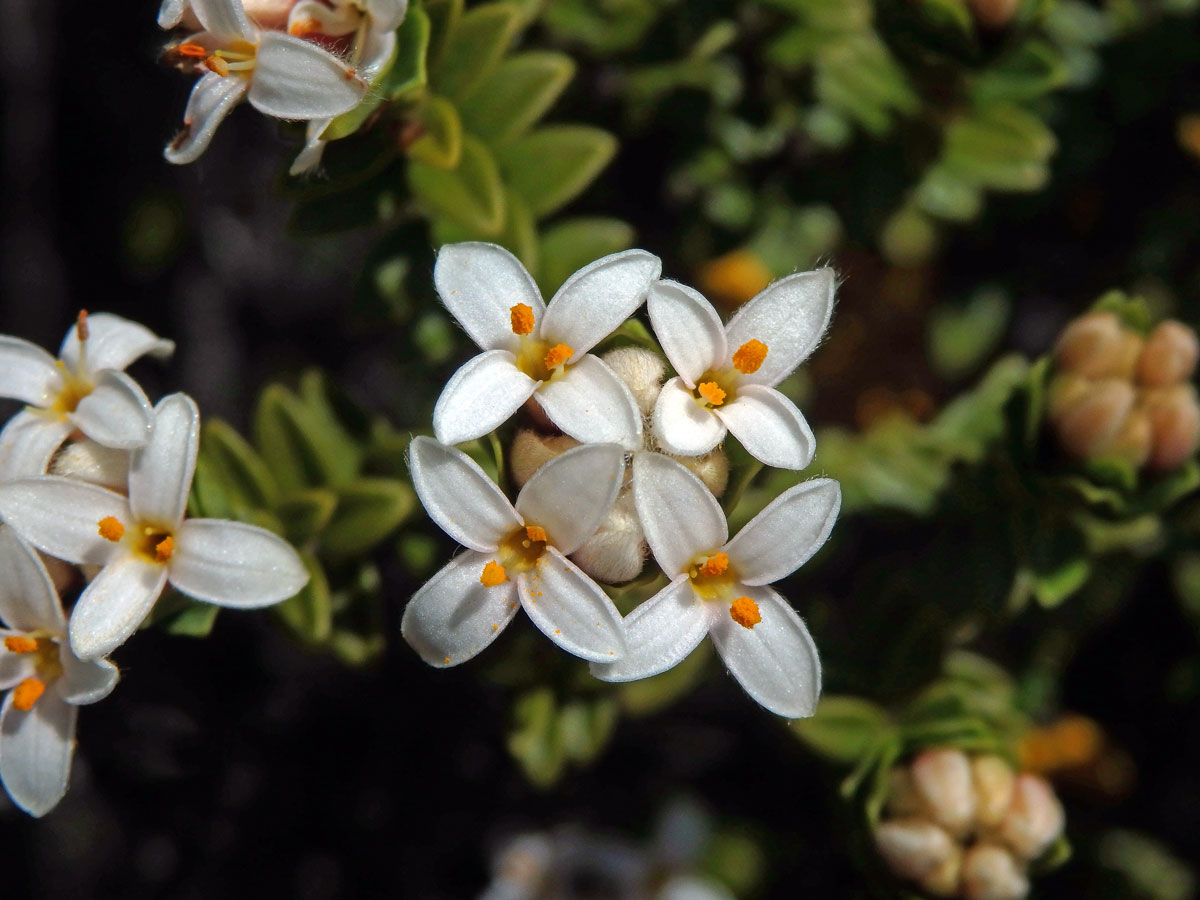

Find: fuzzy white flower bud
<box><xmin>874</xmin><ymin>818</ymin><xmax>957</xmax><ymax>882</ymax></box>
<box><xmin>49</xmin><ymin>439</ymin><xmax>131</xmax><ymax>492</ymax></box>
<box><xmin>998</xmin><ymin>774</ymin><xmax>1065</xmax><ymax>861</ymax></box>
<box><xmin>1144</xmin><ymin>384</ymin><xmax>1200</xmax><ymax>471</ymax></box>
<box><xmin>911</xmin><ymin>748</ymin><xmax>977</xmax><ymax>838</ymax></box>
<box><xmin>961</xmin><ymin>844</ymin><xmax>1030</xmax><ymax>900</ymax></box>
<box><xmin>676</xmin><ymin>449</ymin><xmax>730</xmax><ymax>497</ymax></box>
<box><xmin>971</xmin><ymin>755</ymin><xmax>1016</xmax><ymax>831</ymax></box>
<box><xmin>1137</xmin><ymin>320</ymin><xmax>1199</xmax><ymax>387</ymax></box>
<box><xmin>509</xmin><ymin>429</ymin><xmax>581</xmax><ymax>488</ymax></box>
<box><xmin>1054</xmin><ymin>311</ymin><xmax>1142</xmax><ymax>380</ymax></box>
<box><xmin>1054</xmin><ymin>378</ymin><xmax>1137</xmax><ymax>460</ymax></box>
<box><xmin>570</xmin><ymin>491</ymin><xmax>648</xmax><ymax>584</ymax></box>
<box><xmin>602</xmin><ymin>347</ymin><xmax>666</xmax><ymax>417</ymax></box>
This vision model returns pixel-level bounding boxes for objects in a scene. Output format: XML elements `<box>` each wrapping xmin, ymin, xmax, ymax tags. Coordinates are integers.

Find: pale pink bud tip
<box><xmin>999</xmin><ymin>774</ymin><xmax>1066</xmax><ymax>861</ymax></box>
<box><xmin>874</xmin><ymin>819</ymin><xmax>957</xmax><ymax>881</ymax></box>
<box><xmin>971</xmin><ymin>755</ymin><xmax>1016</xmax><ymax>830</ymax></box>
<box><xmin>1054</xmin><ymin>379</ymin><xmax>1136</xmax><ymax>460</ymax></box>
<box><xmin>962</xmin><ymin>844</ymin><xmax>1030</xmax><ymax>900</ymax></box>
<box><xmin>911</xmin><ymin>748</ymin><xmax>977</xmax><ymax>838</ymax></box>
<box><xmin>1137</xmin><ymin>320</ymin><xmax>1200</xmax><ymax>387</ymax></box>
<box><xmin>1054</xmin><ymin>311</ymin><xmax>1141</xmax><ymax>380</ymax></box>
<box><xmin>1145</xmin><ymin>384</ymin><xmax>1200</xmax><ymax>471</ymax></box>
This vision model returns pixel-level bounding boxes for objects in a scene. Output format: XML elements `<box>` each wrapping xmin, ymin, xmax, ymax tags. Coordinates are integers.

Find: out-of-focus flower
<box><xmin>592</xmin><ymin>452</ymin><xmax>840</xmax><ymax>717</ymax></box>
<box><xmin>431</xmin><ymin>243</ymin><xmax>660</xmax><ymax>450</ymax></box>
<box><xmin>961</xmin><ymin>844</ymin><xmax>1029</xmax><ymax>900</ymax></box>
<box><xmin>911</xmin><ymin>748</ymin><xmax>978</xmax><ymax>839</ymax></box>
<box><xmin>0</xmin><ymin>394</ymin><xmax>309</xmax><ymax>661</ymax></box>
<box><xmin>161</xmin><ymin>0</ymin><xmax>367</xmax><ymax>164</ymax></box>
<box><xmin>0</xmin><ymin>527</ymin><xmax>118</xmax><ymax>817</ymax></box>
<box><xmin>998</xmin><ymin>775</ymin><xmax>1065</xmax><ymax>861</ymax></box>
<box><xmin>0</xmin><ymin>312</ymin><xmax>170</xmax><ymax>480</ymax></box>
<box><xmin>402</xmin><ymin>437</ymin><xmax>628</xmax><ymax>667</ymax></box>
<box><xmin>697</xmin><ymin>249</ymin><xmax>773</xmax><ymax>308</ymax></box>
<box><xmin>647</xmin><ymin>271</ymin><xmax>834</xmax><ymax>470</ymax></box>
<box><xmin>1054</xmin><ymin>311</ymin><xmax>1142</xmax><ymax>380</ymax></box>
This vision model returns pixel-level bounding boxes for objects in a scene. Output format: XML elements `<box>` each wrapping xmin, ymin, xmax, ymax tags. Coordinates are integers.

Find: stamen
<box><xmin>697</xmin><ymin>382</ymin><xmax>726</xmax><ymax>406</ymax></box>
<box><xmin>480</xmin><ymin>561</ymin><xmax>507</xmax><ymax>587</ymax></box>
<box><xmin>732</xmin><ymin>339</ymin><xmax>768</xmax><ymax>375</ymax></box>
<box><xmin>729</xmin><ymin>596</ymin><xmax>761</xmax><ymax>629</ymax></box>
<box><xmin>4</xmin><ymin>636</ymin><xmax>38</xmax><ymax>654</ymax></box>
<box><xmin>76</xmin><ymin>310</ymin><xmax>89</xmax><ymax>343</ymax></box>
<box><xmin>155</xmin><ymin>536</ymin><xmax>176</xmax><ymax>562</ymax></box>
<box><xmin>543</xmin><ymin>344</ymin><xmax>573</xmax><ymax>370</ymax></box>
<box><xmin>510</xmin><ymin>303</ymin><xmax>536</xmax><ymax>336</ymax></box>
<box><xmin>289</xmin><ymin>17</ymin><xmax>322</xmax><ymax>37</ymax></box>
<box><xmin>525</xmin><ymin>525</ymin><xmax>547</xmax><ymax>543</ymax></box>
<box><xmin>698</xmin><ymin>552</ymin><xmax>729</xmax><ymax>577</ymax></box>
<box><xmin>13</xmin><ymin>677</ymin><xmax>45</xmax><ymax>711</ymax></box>
<box><xmin>98</xmin><ymin>516</ymin><xmax>125</xmax><ymax>542</ymax></box>
<box><xmin>177</xmin><ymin>42</ymin><xmax>209</xmax><ymax>58</ymax></box>
<box><xmin>206</xmin><ymin>55</ymin><xmax>230</xmax><ymax>77</ymax></box>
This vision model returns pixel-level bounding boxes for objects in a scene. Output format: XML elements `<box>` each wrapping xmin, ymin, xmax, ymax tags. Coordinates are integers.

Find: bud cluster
<box><xmin>874</xmin><ymin>749</ymin><xmax>1065</xmax><ymax>900</ymax></box>
<box><xmin>1049</xmin><ymin>311</ymin><xmax>1200</xmax><ymax>471</ymax></box>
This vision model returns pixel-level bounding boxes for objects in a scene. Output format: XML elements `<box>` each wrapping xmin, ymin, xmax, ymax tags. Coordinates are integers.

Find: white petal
<box><xmin>540</xmin><ymin>250</ymin><xmax>661</xmax><ymax>356</ymax></box>
<box><xmin>724</xmin><ymin>268</ymin><xmax>835</xmax><ymax>387</ymax></box>
<box><xmin>589</xmin><ymin>577</ymin><xmax>709</xmax><ymax>681</ymax></box>
<box><xmin>129</xmin><ymin>393</ymin><xmax>198</xmax><ymax>528</ymax></box>
<box><xmin>715</xmin><ymin>384</ymin><xmax>816</xmax><ymax>470</ymax></box>
<box><xmin>646</xmin><ymin>280</ymin><xmax>726</xmax><ymax>387</ymax></box>
<box><xmin>69</xmin><ymin>370</ymin><xmax>153</xmax><ymax>451</ymax></box>
<box><xmin>631</xmin><ymin>452</ymin><xmax>727</xmax><ymax>576</ymax></box>
<box><xmin>0</xmin><ymin>478</ymin><xmax>127</xmax><ymax>566</ymax></box>
<box><xmin>408</xmin><ymin>437</ymin><xmax>520</xmax><ymax>552</ymax></box>
<box><xmin>69</xmin><ymin>554</ymin><xmax>168</xmax><ymax>661</ymax></box>
<box><xmin>59</xmin><ymin>312</ymin><xmax>175</xmax><ymax>375</ymax></box>
<box><xmin>0</xmin><ymin>411</ymin><xmax>71</xmax><ymax>481</ymax></box>
<box><xmin>0</xmin><ymin>689</ymin><xmax>76</xmax><ymax>817</ymax></box>
<box><xmin>433</xmin><ymin>350</ymin><xmax>537</xmax><ymax>446</ymax></box>
<box><xmin>367</xmin><ymin>0</ymin><xmax>408</xmax><ymax>30</ymax></box>
<box><xmin>0</xmin><ymin>336</ymin><xmax>58</xmax><ymax>406</ymax></box>
<box><xmin>433</xmin><ymin>243</ymin><xmax>545</xmax><ymax>354</ymax></box>
<box><xmin>652</xmin><ymin>378</ymin><xmax>726</xmax><ymax>457</ymax></box>
<box><xmin>401</xmin><ymin>551</ymin><xmax>520</xmax><ymax>667</ymax></box>
<box><xmin>724</xmin><ymin>478</ymin><xmax>840</xmax><ymax>586</ymax></box>
<box><xmin>518</xmin><ymin>548</ymin><xmax>625</xmax><ymax>662</ymax></box>
<box><xmin>164</xmin><ymin>70</ymin><xmax>249</xmax><ymax>165</ymax></box>
<box><xmin>158</xmin><ymin>0</ymin><xmax>187</xmax><ymax>29</ymax></box>
<box><xmin>0</xmin><ymin>526</ymin><xmax>66</xmax><ymax>633</ymax></box>
<box><xmin>288</xmin><ymin>118</ymin><xmax>329</xmax><ymax>176</ymax></box>
<box><xmin>515</xmin><ymin>443</ymin><xmax>625</xmax><ymax>554</ymax></box>
<box><xmin>190</xmin><ymin>0</ymin><xmax>253</xmax><ymax>39</ymax></box>
<box><xmin>709</xmin><ymin>585</ymin><xmax>821</xmax><ymax>718</ymax></box>
<box><xmin>57</xmin><ymin>654</ymin><xmax>119</xmax><ymax>706</ymax></box>
<box><xmin>534</xmin><ymin>355</ymin><xmax>642</xmax><ymax>450</ymax></box>
<box><xmin>170</xmin><ymin>519</ymin><xmax>308</xmax><ymax>608</ymax></box>
<box><xmin>358</xmin><ymin>27</ymin><xmax>397</xmax><ymax>79</ymax></box>
<box><xmin>248</xmin><ymin>33</ymin><xmax>366</xmax><ymax>120</ymax></box>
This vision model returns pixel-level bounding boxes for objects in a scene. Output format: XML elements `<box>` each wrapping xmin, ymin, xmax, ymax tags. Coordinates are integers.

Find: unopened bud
<box><xmin>998</xmin><ymin>774</ymin><xmax>1065</xmax><ymax>861</ymax></box>
<box><xmin>1054</xmin><ymin>379</ymin><xmax>1136</xmax><ymax>460</ymax></box>
<box><xmin>962</xmin><ymin>844</ymin><xmax>1029</xmax><ymax>900</ymax></box>
<box><xmin>570</xmin><ymin>492</ymin><xmax>647</xmax><ymax>583</ymax></box>
<box><xmin>971</xmin><ymin>755</ymin><xmax>1015</xmax><ymax>831</ymax></box>
<box><xmin>1096</xmin><ymin>408</ymin><xmax>1153</xmax><ymax>468</ymax></box>
<box><xmin>874</xmin><ymin>818</ymin><xmax>957</xmax><ymax>882</ymax></box>
<box><xmin>246</xmin><ymin>0</ymin><xmax>301</xmax><ymax>29</ymax></box>
<box><xmin>509</xmin><ymin>429</ymin><xmax>580</xmax><ymax>488</ymax></box>
<box><xmin>885</xmin><ymin>767</ymin><xmax>925</xmax><ymax>819</ymax></box>
<box><xmin>602</xmin><ymin>347</ymin><xmax>666</xmax><ymax>417</ymax></box>
<box><xmin>1054</xmin><ymin>312</ymin><xmax>1142</xmax><ymax>379</ymax></box>
<box><xmin>911</xmin><ymin>748</ymin><xmax>977</xmax><ymax>838</ymax></box>
<box><xmin>1137</xmin><ymin>320</ymin><xmax>1199</xmax><ymax>387</ymax></box>
<box><xmin>50</xmin><ymin>439</ymin><xmax>130</xmax><ymax>492</ymax></box>
<box><xmin>1046</xmin><ymin>373</ymin><xmax>1093</xmax><ymax>424</ymax></box>
<box><xmin>968</xmin><ymin>0</ymin><xmax>1019</xmax><ymax>28</ymax></box>
<box><xmin>1144</xmin><ymin>384</ymin><xmax>1200</xmax><ymax>471</ymax></box>
<box><xmin>676</xmin><ymin>449</ymin><xmax>730</xmax><ymax>497</ymax></box>
<box><xmin>918</xmin><ymin>846</ymin><xmax>963</xmax><ymax>898</ymax></box>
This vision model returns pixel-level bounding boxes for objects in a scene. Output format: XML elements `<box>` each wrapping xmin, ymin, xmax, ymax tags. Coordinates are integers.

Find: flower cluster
<box><xmin>405</xmin><ymin>242</ymin><xmax>841</xmax><ymax>718</ymax></box>
<box><xmin>158</xmin><ymin>0</ymin><xmax>406</xmax><ymax>172</ymax></box>
<box><xmin>0</xmin><ymin>312</ymin><xmax>308</xmax><ymax>816</ymax></box>
<box><xmin>874</xmin><ymin>749</ymin><xmax>1065</xmax><ymax>900</ymax></box>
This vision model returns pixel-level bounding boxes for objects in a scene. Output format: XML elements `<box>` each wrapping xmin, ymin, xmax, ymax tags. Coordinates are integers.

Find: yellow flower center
<box><xmin>96</xmin><ymin>517</ymin><xmax>176</xmax><ymax>565</ymax></box>
<box><xmin>688</xmin><ymin>551</ymin><xmax>738</xmax><ymax>601</ymax></box>
<box><xmin>478</xmin><ymin>523</ymin><xmax>552</xmax><ymax>586</ymax></box>
<box><xmin>692</xmin><ymin>340</ymin><xmax>769</xmax><ymax>408</ymax></box>
<box><xmin>4</xmin><ymin>634</ymin><xmax>64</xmax><ymax>710</ymax></box>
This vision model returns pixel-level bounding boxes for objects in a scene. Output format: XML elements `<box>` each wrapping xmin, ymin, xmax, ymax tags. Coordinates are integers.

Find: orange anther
<box><xmin>206</xmin><ymin>55</ymin><xmax>230</xmax><ymax>77</ymax></box>
<box><xmin>443</xmin><ymin>656</ymin><xmax>450</xmax><ymax>664</ymax></box>
<box><xmin>98</xmin><ymin>516</ymin><xmax>125</xmax><ymax>542</ymax></box>
<box><xmin>4</xmin><ymin>636</ymin><xmax>38</xmax><ymax>654</ymax></box>
<box><xmin>13</xmin><ymin>677</ymin><xmax>45</xmax><ymax>711</ymax></box>
<box><xmin>543</xmin><ymin>344</ymin><xmax>573</xmax><ymax>370</ymax></box>
<box><xmin>697</xmin><ymin>382</ymin><xmax>726</xmax><ymax>406</ymax></box>
<box><xmin>510</xmin><ymin>303</ymin><xmax>536</xmax><ymax>335</ymax></box>
<box><xmin>525</xmin><ymin>525</ymin><xmax>547</xmax><ymax>543</ymax></box>
<box><xmin>76</xmin><ymin>309</ymin><xmax>89</xmax><ymax>343</ymax></box>
<box><xmin>289</xmin><ymin>18</ymin><xmax>321</xmax><ymax>37</ymax></box>
<box><xmin>155</xmin><ymin>536</ymin><xmax>176</xmax><ymax>562</ymax></box>
<box><xmin>698</xmin><ymin>552</ymin><xmax>729</xmax><ymax>577</ymax></box>
<box><xmin>177</xmin><ymin>42</ymin><xmax>209</xmax><ymax>58</ymax></box>
<box><xmin>729</xmin><ymin>596</ymin><xmax>761</xmax><ymax>629</ymax></box>
<box><xmin>732</xmin><ymin>339</ymin><xmax>768</xmax><ymax>375</ymax></box>
<box><xmin>480</xmin><ymin>561</ymin><xmax>507</xmax><ymax>587</ymax></box>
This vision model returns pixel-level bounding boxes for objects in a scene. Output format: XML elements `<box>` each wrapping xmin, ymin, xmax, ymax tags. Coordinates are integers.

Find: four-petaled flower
<box><xmin>0</xmin><ymin>527</ymin><xmax>118</xmax><ymax>817</ymax></box>
<box><xmin>432</xmin><ymin>243</ymin><xmax>661</xmax><ymax>451</ymax></box>
<box><xmin>648</xmin><ymin>271</ymin><xmax>834</xmax><ymax>469</ymax></box>
<box><xmin>403</xmin><ymin>436</ymin><xmax>628</xmax><ymax>666</ymax></box>
<box><xmin>162</xmin><ymin>0</ymin><xmax>368</xmax><ymax>164</ymax></box>
<box><xmin>592</xmin><ymin>452</ymin><xmax>840</xmax><ymax>718</ymax></box>
<box><xmin>0</xmin><ymin>394</ymin><xmax>309</xmax><ymax>661</ymax></box>
<box><xmin>0</xmin><ymin>311</ymin><xmax>173</xmax><ymax>481</ymax></box>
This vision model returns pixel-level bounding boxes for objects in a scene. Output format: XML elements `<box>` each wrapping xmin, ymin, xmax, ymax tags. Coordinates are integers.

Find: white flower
<box><xmin>432</xmin><ymin>243</ymin><xmax>661</xmax><ymax>451</ymax></box>
<box><xmin>647</xmin><ymin>270</ymin><xmax>835</xmax><ymax>469</ymax></box>
<box><xmin>402</xmin><ymin>436</ymin><xmax>628</xmax><ymax>666</ymax></box>
<box><xmin>0</xmin><ymin>526</ymin><xmax>118</xmax><ymax>817</ymax></box>
<box><xmin>591</xmin><ymin>452</ymin><xmax>840</xmax><ymax>717</ymax></box>
<box><xmin>162</xmin><ymin>0</ymin><xmax>368</xmax><ymax>165</ymax></box>
<box><xmin>0</xmin><ymin>312</ymin><xmax>172</xmax><ymax>481</ymax></box>
<box><xmin>0</xmin><ymin>394</ymin><xmax>310</xmax><ymax>661</ymax></box>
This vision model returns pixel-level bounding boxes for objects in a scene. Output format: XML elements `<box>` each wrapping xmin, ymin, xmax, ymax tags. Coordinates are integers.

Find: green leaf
<box><xmin>252</xmin><ymin>384</ymin><xmax>360</xmax><ymax>492</ymax></box>
<box><xmin>162</xmin><ymin>600</ymin><xmax>220</xmax><ymax>638</ymax></box>
<box><xmin>386</xmin><ymin>2</ymin><xmax>433</xmax><ymax>102</ymax></box>
<box><xmin>273</xmin><ymin>553</ymin><xmax>332</xmax><ymax>643</ymax></box>
<box><xmin>458</xmin><ymin>52</ymin><xmax>576</xmax><ymax>145</ymax></box>
<box><xmin>430</xmin><ymin>2</ymin><xmax>523</xmax><ymax>101</ymax></box>
<box><xmin>969</xmin><ymin>40</ymin><xmax>1067</xmax><ymax>105</ymax></box>
<box><xmin>497</xmin><ymin>126</ymin><xmax>617</xmax><ymax>217</ymax></box>
<box><xmin>322</xmin><ymin>478</ymin><xmax>416</xmax><ymax>558</ymax></box>
<box><xmin>620</xmin><ymin>641</ymin><xmax>712</xmax><ymax>716</ymax></box>
<box><xmin>276</xmin><ymin>488</ymin><xmax>338</xmax><ymax>543</ymax></box>
<box><xmin>1028</xmin><ymin>558</ymin><xmax>1091</xmax><ymax>608</ymax></box>
<box><xmin>328</xmin><ymin>627</ymin><xmax>387</xmax><ymax>667</ymax></box>
<box><xmin>321</xmin><ymin>43</ymin><xmax>401</xmax><ymax>143</ymax></box>
<box><xmin>189</xmin><ymin>451</ymin><xmax>234</xmax><ymax>520</ymax></box>
<box><xmin>406</xmin><ymin>95</ymin><xmax>463</xmax><ymax>168</ymax></box>
<box><xmin>202</xmin><ymin>419</ymin><xmax>279</xmax><ymax>510</ymax></box>
<box><xmin>790</xmin><ymin>695</ymin><xmax>894</xmax><ymax>764</ymax></box>
<box><xmin>508</xmin><ymin>687</ymin><xmax>566</xmax><ymax>788</ymax></box>
<box><xmin>409</xmin><ymin>134</ymin><xmax>506</xmax><ymax>234</ymax></box>
<box><xmin>537</xmin><ymin>217</ymin><xmax>635</xmax><ymax>294</ymax></box>
<box><xmin>424</xmin><ymin>0</ymin><xmax>463</xmax><ymax>68</ymax></box>
<box><xmin>927</xmin><ymin>288</ymin><xmax>1011</xmax><ymax>379</ymax></box>
<box><xmin>560</xmin><ymin>698</ymin><xmax>618</xmax><ymax>765</ymax></box>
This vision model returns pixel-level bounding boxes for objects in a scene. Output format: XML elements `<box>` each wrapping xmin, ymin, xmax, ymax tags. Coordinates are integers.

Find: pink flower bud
<box><xmin>509</xmin><ymin>429</ymin><xmax>580</xmax><ymax>488</ymax></box>
<box><xmin>1137</xmin><ymin>320</ymin><xmax>1200</xmax><ymax>387</ymax></box>
<box><xmin>998</xmin><ymin>774</ymin><xmax>1065</xmax><ymax>861</ymax></box>
<box><xmin>1144</xmin><ymin>384</ymin><xmax>1200</xmax><ymax>471</ymax></box>
<box><xmin>1054</xmin><ymin>379</ymin><xmax>1136</xmax><ymax>460</ymax></box>
<box><xmin>1047</xmin><ymin>373</ymin><xmax>1093</xmax><ymax>424</ymax></box>
<box><xmin>244</xmin><ymin>0</ymin><xmax>302</xmax><ymax>30</ymax></box>
<box><xmin>1096</xmin><ymin>408</ymin><xmax>1153</xmax><ymax>468</ymax></box>
<box><xmin>962</xmin><ymin>844</ymin><xmax>1030</xmax><ymax>900</ymax></box>
<box><xmin>971</xmin><ymin>755</ymin><xmax>1016</xmax><ymax>831</ymax></box>
<box><xmin>874</xmin><ymin>818</ymin><xmax>957</xmax><ymax>881</ymax></box>
<box><xmin>918</xmin><ymin>846</ymin><xmax>964</xmax><ymax>898</ymax></box>
<box><xmin>968</xmin><ymin>0</ymin><xmax>1019</xmax><ymax>28</ymax></box>
<box><xmin>1054</xmin><ymin>312</ymin><xmax>1142</xmax><ymax>379</ymax></box>
<box><xmin>911</xmin><ymin>748</ymin><xmax>977</xmax><ymax>838</ymax></box>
